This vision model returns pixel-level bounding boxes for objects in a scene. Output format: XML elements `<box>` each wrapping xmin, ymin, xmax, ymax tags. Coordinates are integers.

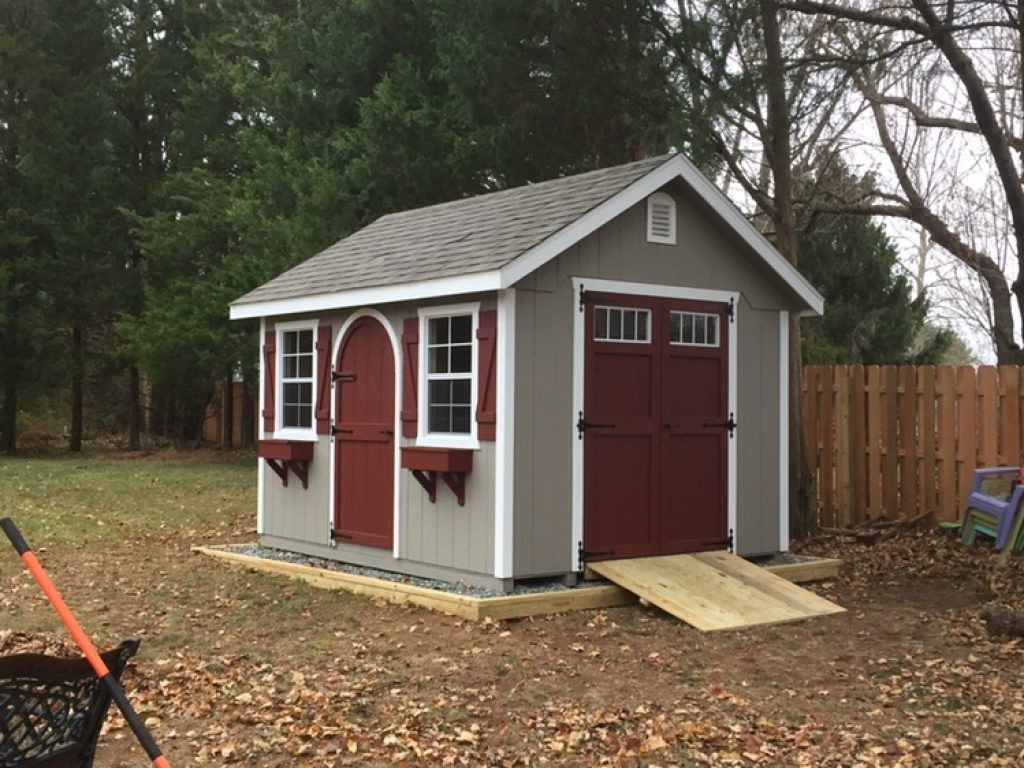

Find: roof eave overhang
<box><xmin>229</xmin><ymin>270</ymin><xmax>504</xmax><ymax>320</ymax></box>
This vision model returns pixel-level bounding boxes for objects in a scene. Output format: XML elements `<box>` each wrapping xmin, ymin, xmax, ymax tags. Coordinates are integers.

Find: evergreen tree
<box><xmin>799</xmin><ymin>211</ymin><xmax>951</xmax><ymax>365</ymax></box>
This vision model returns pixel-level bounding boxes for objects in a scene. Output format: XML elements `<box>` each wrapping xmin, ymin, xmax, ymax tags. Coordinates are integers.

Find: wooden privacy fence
<box><xmin>803</xmin><ymin>365</ymin><xmax>1024</xmax><ymax>527</ymax></box>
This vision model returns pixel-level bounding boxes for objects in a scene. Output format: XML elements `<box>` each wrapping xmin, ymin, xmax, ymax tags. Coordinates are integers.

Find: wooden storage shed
<box><xmin>230</xmin><ymin>154</ymin><xmax>824</xmax><ymax>593</ymax></box>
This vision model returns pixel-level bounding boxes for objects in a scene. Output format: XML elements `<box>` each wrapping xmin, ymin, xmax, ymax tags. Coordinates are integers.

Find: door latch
<box><xmin>703</xmin><ymin>412</ymin><xmax>737</xmax><ymax>438</ymax></box>
<box><xmin>576</xmin><ymin>411</ymin><xmax>615</xmax><ymax>440</ymax></box>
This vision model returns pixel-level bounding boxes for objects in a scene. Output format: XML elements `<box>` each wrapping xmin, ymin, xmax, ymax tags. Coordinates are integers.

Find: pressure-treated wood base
<box><xmin>589</xmin><ymin>551</ymin><xmax>845</xmax><ymax>632</ymax></box>
<box><xmin>193</xmin><ymin>546</ymin><xmax>634</xmax><ymax>621</ymax></box>
<box><xmin>763</xmin><ymin>557</ymin><xmax>842</xmax><ymax>583</ymax></box>
<box><xmin>584</xmin><ymin>556</ymin><xmax>842</xmax><ymax>585</ymax></box>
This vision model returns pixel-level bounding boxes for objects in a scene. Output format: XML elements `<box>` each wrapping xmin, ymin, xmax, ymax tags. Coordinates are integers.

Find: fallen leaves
<box><xmin>8</xmin><ymin>522</ymin><xmax>1024</xmax><ymax>766</ymax></box>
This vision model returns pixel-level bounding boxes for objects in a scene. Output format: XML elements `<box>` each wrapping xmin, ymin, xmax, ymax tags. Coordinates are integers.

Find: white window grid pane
<box><xmin>669</xmin><ymin>311</ymin><xmax>720</xmax><ymax>347</ymax></box>
<box><xmin>280</xmin><ymin>329</ymin><xmax>315</xmax><ymax>429</ymax></box>
<box><xmin>425</xmin><ymin>314</ymin><xmax>474</xmax><ymax>434</ymax></box>
<box><xmin>593</xmin><ymin>306</ymin><xmax>651</xmax><ymax>343</ymax></box>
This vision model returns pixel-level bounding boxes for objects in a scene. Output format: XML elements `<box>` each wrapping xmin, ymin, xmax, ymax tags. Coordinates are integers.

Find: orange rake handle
<box><xmin>1</xmin><ymin>517</ymin><xmax>172</xmax><ymax>768</ymax></box>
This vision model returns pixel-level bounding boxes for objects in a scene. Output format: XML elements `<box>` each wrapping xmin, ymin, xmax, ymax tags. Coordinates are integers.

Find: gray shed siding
<box><xmin>259</xmin><ymin>297</ymin><xmax>497</xmax><ymax>582</ymax></box>
<box><xmin>512</xmin><ymin>182</ymin><xmax>799</xmax><ymax>576</ymax></box>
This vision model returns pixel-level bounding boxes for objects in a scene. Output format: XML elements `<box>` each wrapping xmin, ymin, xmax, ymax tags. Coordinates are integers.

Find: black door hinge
<box><xmin>331</xmin><ymin>425</ymin><xmax>353</xmax><ymax>436</ymax></box>
<box><xmin>702</xmin><ymin>529</ymin><xmax>734</xmax><ymax>553</ymax></box>
<box><xmin>332</xmin><ymin>371</ymin><xmax>356</xmax><ymax>382</ymax></box>
<box><xmin>578</xmin><ymin>541</ymin><xmax>614</xmax><ymax>569</ymax></box>
<box><xmin>330</xmin><ymin>526</ymin><xmax>353</xmax><ymax>541</ymax></box>
<box><xmin>576</xmin><ymin>411</ymin><xmax>615</xmax><ymax>440</ymax></box>
<box><xmin>703</xmin><ymin>412</ymin><xmax>737</xmax><ymax>438</ymax></box>
<box><xmin>726</xmin><ymin>297</ymin><xmax>735</xmax><ymax>322</ymax></box>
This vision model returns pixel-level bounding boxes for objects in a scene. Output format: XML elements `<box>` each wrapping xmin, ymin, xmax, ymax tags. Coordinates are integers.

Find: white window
<box><xmin>670</xmin><ymin>311</ymin><xmax>719</xmax><ymax>347</ymax></box>
<box><xmin>418</xmin><ymin>303</ymin><xmax>479</xmax><ymax>448</ymax></box>
<box><xmin>277</xmin><ymin>322</ymin><xmax>317</xmax><ymax>436</ymax></box>
<box><xmin>646</xmin><ymin>191</ymin><xmax>676</xmax><ymax>245</ymax></box>
<box><xmin>594</xmin><ymin>306</ymin><xmax>651</xmax><ymax>343</ymax></box>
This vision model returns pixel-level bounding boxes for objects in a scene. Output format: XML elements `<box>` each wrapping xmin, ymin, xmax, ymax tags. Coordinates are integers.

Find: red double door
<box><xmin>333</xmin><ymin>316</ymin><xmax>394</xmax><ymax>549</ymax></box>
<box><xmin>582</xmin><ymin>292</ymin><xmax>731</xmax><ymax>562</ymax></box>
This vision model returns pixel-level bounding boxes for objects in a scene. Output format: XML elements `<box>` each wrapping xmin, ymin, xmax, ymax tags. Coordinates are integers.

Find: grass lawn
<box><xmin>0</xmin><ymin>453</ymin><xmax>254</xmax><ymax>545</ymax></box>
<box><xmin>3</xmin><ymin>453</ymin><xmax>1024</xmax><ymax>766</ymax></box>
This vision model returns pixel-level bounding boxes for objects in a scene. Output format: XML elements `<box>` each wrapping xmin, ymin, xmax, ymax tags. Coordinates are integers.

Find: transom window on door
<box><xmin>670</xmin><ymin>311</ymin><xmax>719</xmax><ymax>347</ymax></box>
<box><xmin>426</xmin><ymin>314</ymin><xmax>473</xmax><ymax>434</ymax></box>
<box><xmin>594</xmin><ymin>306</ymin><xmax>651</xmax><ymax>343</ymax></box>
<box><xmin>281</xmin><ymin>327</ymin><xmax>315</xmax><ymax>429</ymax></box>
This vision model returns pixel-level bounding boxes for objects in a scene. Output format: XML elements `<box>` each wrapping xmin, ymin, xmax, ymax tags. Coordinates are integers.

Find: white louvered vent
<box><xmin>646</xmin><ymin>192</ymin><xmax>676</xmax><ymax>245</ymax></box>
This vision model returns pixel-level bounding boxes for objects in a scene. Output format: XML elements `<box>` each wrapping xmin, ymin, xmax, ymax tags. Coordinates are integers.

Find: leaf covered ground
<box><xmin>3</xmin><ymin>455</ymin><xmax>1024</xmax><ymax>766</ymax></box>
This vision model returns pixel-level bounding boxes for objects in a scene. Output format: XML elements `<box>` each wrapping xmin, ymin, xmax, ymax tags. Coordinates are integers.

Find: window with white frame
<box><xmin>280</xmin><ymin>326</ymin><xmax>315</xmax><ymax>430</ymax></box>
<box><xmin>422</xmin><ymin>310</ymin><xmax>476</xmax><ymax>439</ymax></box>
<box><xmin>670</xmin><ymin>311</ymin><xmax>719</xmax><ymax>347</ymax></box>
<box><xmin>594</xmin><ymin>305</ymin><xmax>651</xmax><ymax>343</ymax></box>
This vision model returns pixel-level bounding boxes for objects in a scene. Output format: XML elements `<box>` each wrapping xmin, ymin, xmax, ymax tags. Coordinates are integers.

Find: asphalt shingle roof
<box><xmin>233</xmin><ymin>154</ymin><xmax>674</xmax><ymax>306</ymax></box>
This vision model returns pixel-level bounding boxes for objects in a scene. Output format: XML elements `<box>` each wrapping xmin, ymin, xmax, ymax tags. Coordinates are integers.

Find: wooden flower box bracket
<box><xmin>400</xmin><ymin>447</ymin><xmax>474</xmax><ymax>506</ymax></box>
<box><xmin>258</xmin><ymin>440</ymin><xmax>315</xmax><ymax>489</ymax></box>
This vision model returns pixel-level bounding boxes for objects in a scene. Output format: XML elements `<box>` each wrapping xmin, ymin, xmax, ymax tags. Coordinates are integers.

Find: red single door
<box><xmin>333</xmin><ymin>316</ymin><xmax>395</xmax><ymax>549</ymax></box>
<box><xmin>582</xmin><ymin>294</ymin><xmax>662</xmax><ymax>560</ymax></box>
<box><xmin>582</xmin><ymin>293</ymin><xmax>730</xmax><ymax>561</ymax></box>
<box><xmin>660</xmin><ymin>299</ymin><xmax>730</xmax><ymax>552</ymax></box>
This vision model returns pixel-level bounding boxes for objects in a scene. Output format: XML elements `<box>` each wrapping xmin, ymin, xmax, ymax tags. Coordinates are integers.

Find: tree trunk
<box><xmin>69</xmin><ymin>323</ymin><xmax>84</xmax><ymax>452</ymax></box>
<box><xmin>1</xmin><ymin>378</ymin><xmax>16</xmax><ymax>454</ymax></box>
<box><xmin>762</xmin><ymin>0</ymin><xmax>815</xmax><ymax>539</ymax></box>
<box><xmin>128</xmin><ymin>364</ymin><xmax>141</xmax><ymax>450</ymax></box>
<box><xmin>222</xmin><ymin>375</ymin><xmax>234</xmax><ymax>449</ymax></box>
<box><xmin>240</xmin><ymin>381</ymin><xmax>254</xmax><ymax>448</ymax></box>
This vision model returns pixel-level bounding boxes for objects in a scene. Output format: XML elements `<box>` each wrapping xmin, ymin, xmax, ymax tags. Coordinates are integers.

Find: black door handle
<box><xmin>380</xmin><ymin>429</ymin><xmax>394</xmax><ymax>435</ymax></box>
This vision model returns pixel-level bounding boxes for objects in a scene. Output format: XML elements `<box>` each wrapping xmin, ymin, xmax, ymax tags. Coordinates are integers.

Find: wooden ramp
<box><xmin>588</xmin><ymin>551</ymin><xmax>845</xmax><ymax>632</ymax></box>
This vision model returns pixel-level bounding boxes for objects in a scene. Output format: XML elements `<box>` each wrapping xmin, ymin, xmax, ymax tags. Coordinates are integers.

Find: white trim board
<box><xmin>570</xmin><ymin>277</ymin><xmax>739</xmax><ymax>571</ymax></box>
<box><xmin>230</xmin><ymin>155</ymin><xmax>824</xmax><ymax>321</ymax></box>
<box><xmin>330</xmin><ymin>309</ymin><xmax>404</xmax><ymax>559</ymax></box>
<box><xmin>494</xmin><ymin>289</ymin><xmax>516</xmax><ymax>578</ymax></box>
<box><xmin>257</xmin><ymin>316</ymin><xmax>267</xmax><ymax>536</ymax></box>
<box><xmin>779</xmin><ymin>311</ymin><xmax>790</xmax><ymax>553</ymax></box>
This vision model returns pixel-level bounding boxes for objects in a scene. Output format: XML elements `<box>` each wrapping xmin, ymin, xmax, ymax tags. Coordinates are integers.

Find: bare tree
<box><xmin>656</xmin><ymin>0</ymin><xmax>867</xmax><ymax>537</ymax></box>
<box><xmin>785</xmin><ymin>0</ymin><xmax>1024</xmax><ymax>362</ymax></box>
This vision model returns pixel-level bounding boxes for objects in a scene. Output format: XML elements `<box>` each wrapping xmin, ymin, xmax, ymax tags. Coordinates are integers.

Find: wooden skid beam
<box><xmin>193</xmin><ymin>546</ymin><xmax>634</xmax><ymax>620</ymax></box>
<box><xmin>764</xmin><ymin>558</ymin><xmax>842</xmax><ymax>583</ymax></box>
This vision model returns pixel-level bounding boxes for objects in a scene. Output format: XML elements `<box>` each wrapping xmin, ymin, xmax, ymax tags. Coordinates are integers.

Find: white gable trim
<box><xmin>501</xmin><ymin>155</ymin><xmax>822</xmax><ymax>315</ymax></box>
<box><xmin>230</xmin><ymin>155</ymin><xmax>823</xmax><ymax>321</ymax></box>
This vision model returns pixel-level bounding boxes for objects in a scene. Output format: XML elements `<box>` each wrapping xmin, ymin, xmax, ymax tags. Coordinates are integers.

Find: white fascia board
<box><xmin>672</xmin><ymin>155</ymin><xmax>825</xmax><ymax>316</ymax></box>
<box><xmin>499</xmin><ymin>154</ymin><xmax>824</xmax><ymax>316</ymax></box>
<box><xmin>229</xmin><ymin>271</ymin><xmax>503</xmax><ymax>320</ymax></box>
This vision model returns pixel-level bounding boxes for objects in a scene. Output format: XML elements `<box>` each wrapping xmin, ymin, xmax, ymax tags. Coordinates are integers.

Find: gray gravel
<box><xmin>229</xmin><ymin>544</ymin><xmax>582</xmax><ymax>598</ymax></box>
<box><xmin>229</xmin><ymin>545</ymin><xmax>831</xmax><ymax>598</ymax></box>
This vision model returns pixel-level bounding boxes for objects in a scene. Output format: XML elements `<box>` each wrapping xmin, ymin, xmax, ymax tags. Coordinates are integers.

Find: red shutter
<box><xmin>476</xmin><ymin>310</ymin><xmax>497</xmax><ymax>440</ymax></box>
<box><xmin>315</xmin><ymin>325</ymin><xmax>332</xmax><ymax>435</ymax></box>
<box><xmin>262</xmin><ymin>329</ymin><xmax>276</xmax><ymax>433</ymax></box>
<box><xmin>401</xmin><ymin>318</ymin><xmax>419</xmax><ymax>437</ymax></box>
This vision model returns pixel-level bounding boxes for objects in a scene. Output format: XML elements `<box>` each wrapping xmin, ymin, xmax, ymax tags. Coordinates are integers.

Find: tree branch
<box><xmin>867</xmin><ymin>90</ymin><xmax>1024</xmax><ymax>151</ymax></box>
